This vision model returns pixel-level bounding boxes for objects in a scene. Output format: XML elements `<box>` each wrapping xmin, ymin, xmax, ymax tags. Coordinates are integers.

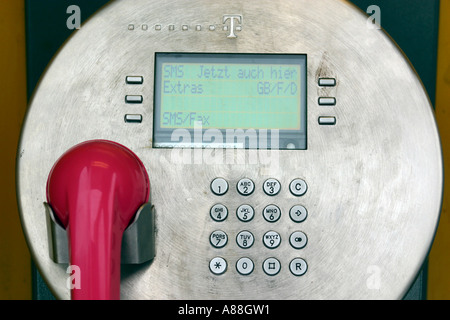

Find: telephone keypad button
<box><xmin>289</xmin><ymin>258</ymin><xmax>308</xmax><ymax>276</ymax></box>
<box><xmin>236</xmin><ymin>230</ymin><xmax>254</xmax><ymax>249</ymax></box>
<box><xmin>263</xmin><ymin>257</ymin><xmax>281</xmax><ymax>276</ymax></box>
<box><xmin>236</xmin><ymin>257</ymin><xmax>254</xmax><ymax>275</ymax></box>
<box><xmin>210</xmin><ymin>204</ymin><xmax>228</xmax><ymax>222</ymax></box>
<box><xmin>237</xmin><ymin>178</ymin><xmax>255</xmax><ymax>196</ymax></box>
<box><xmin>211</xmin><ymin>178</ymin><xmax>228</xmax><ymax>195</ymax></box>
<box><xmin>236</xmin><ymin>204</ymin><xmax>254</xmax><ymax>222</ymax></box>
<box><xmin>263</xmin><ymin>231</ymin><xmax>281</xmax><ymax>249</ymax></box>
<box><xmin>209</xmin><ymin>257</ymin><xmax>227</xmax><ymax>275</ymax></box>
<box><xmin>263</xmin><ymin>204</ymin><xmax>281</xmax><ymax>223</ymax></box>
<box><xmin>210</xmin><ymin>230</ymin><xmax>228</xmax><ymax>249</ymax></box>
<box><xmin>263</xmin><ymin>178</ymin><xmax>281</xmax><ymax>196</ymax></box>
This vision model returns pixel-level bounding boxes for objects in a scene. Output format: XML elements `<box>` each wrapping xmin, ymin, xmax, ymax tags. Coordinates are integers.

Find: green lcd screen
<box><xmin>153</xmin><ymin>53</ymin><xmax>307</xmax><ymax>149</ymax></box>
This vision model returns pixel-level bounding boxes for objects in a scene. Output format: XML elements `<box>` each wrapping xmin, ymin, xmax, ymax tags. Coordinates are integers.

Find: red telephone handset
<box><xmin>46</xmin><ymin>140</ymin><xmax>150</xmax><ymax>300</ymax></box>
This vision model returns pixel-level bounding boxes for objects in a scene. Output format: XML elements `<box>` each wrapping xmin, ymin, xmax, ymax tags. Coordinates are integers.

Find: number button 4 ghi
<box><xmin>210</xmin><ymin>204</ymin><xmax>228</xmax><ymax>222</ymax></box>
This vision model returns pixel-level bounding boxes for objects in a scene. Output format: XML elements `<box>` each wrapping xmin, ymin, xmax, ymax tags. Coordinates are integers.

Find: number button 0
<box><xmin>263</xmin><ymin>178</ymin><xmax>281</xmax><ymax>196</ymax></box>
<box><xmin>211</xmin><ymin>178</ymin><xmax>228</xmax><ymax>195</ymax></box>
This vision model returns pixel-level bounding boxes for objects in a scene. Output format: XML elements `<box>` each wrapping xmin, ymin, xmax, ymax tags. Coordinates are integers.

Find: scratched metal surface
<box><xmin>17</xmin><ymin>0</ymin><xmax>442</xmax><ymax>299</ymax></box>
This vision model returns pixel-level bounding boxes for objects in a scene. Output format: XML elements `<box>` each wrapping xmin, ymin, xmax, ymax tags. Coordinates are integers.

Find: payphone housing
<box><xmin>17</xmin><ymin>0</ymin><xmax>443</xmax><ymax>299</ymax></box>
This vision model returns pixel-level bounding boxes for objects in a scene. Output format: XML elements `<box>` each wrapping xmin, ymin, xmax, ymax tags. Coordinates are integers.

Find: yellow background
<box><xmin>0</xmin><ymin>1</ymin><xmax>449</xmax><ymax>299</ymax></box>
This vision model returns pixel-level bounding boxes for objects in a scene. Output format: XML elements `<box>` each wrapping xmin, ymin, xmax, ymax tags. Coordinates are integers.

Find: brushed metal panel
<box><xmin>17</xmin><ymin>0</ymin><xmax>443</xmax><ymax>299</ymax></box>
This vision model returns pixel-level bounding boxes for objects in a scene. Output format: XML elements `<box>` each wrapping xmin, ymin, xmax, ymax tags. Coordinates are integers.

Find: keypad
<box><xmin>208</xmin><ymin>178</ymin><xmax>308</xmax><ymax>277</ymax></box>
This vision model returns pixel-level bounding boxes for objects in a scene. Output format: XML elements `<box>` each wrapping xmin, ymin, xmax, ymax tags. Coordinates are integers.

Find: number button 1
<box><xmin>211</xmin><ymin>178</ymin><xmax>228</xmax><ymax>195</ymax></box>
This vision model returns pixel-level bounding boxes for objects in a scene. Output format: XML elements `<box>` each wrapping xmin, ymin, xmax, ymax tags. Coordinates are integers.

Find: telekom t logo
<box><xmin>223</xmin><ymin>14</ymin><xmax>243</xmax><ymax>38</ymax></box>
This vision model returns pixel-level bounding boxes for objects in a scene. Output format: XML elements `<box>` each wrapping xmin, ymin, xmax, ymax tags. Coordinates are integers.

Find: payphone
<box><xmin>17</xmin><ymin>0</ymin><xmax>443</xmax><ymax>299</ymax></box>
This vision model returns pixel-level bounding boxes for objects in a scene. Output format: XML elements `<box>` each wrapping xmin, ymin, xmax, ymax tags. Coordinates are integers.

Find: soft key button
<box><xmin>126</xmin><ymin>76</ymin><xmax>144</xmax><ymax>84</ymax></box>
<box><xmin>289</xmin><ymin>205</ymin><xmax>308</xmax><ymax>223</ymax></box>
<box><xmin>318</xmin><ymin>97</ymin><xmax>336</xmax><ymax>106</ymax></box>
<box><xmin>125</xmin><ymin>95</ymin><xmax>143</xmax><ymax>103</ymax></box>
<box><xmin>318</xmin><ymin>78</ymin><xmax>336</xmax><ymax>87</ymax></box>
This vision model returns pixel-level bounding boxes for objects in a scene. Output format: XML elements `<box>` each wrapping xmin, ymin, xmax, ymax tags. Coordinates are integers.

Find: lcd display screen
<box><xmin>153</xmin><ymin>53</ymin><xmax>307</xmax><ymax>149</ymax></box>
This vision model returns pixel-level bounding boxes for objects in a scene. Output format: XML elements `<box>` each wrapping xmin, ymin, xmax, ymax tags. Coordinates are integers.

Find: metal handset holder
<box><xmin>44</xmin><ymin>202</ymin><xmax>156</xmax><ymax>265</ymax></box>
